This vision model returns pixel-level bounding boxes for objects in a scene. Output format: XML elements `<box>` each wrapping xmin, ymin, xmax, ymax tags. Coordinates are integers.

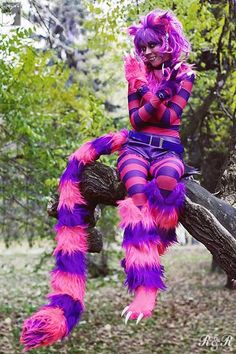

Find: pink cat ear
<box><xmin>127</xmin><ymin>25</ymin><xmax>138</xmax><ymax>36</ymax></box>
<box><xmin>154</xmin><ymin>12</ymin><xmax>173</xmax><ymax>33</ymax></box>
<box><xmin>159</xmin><ymin>11</ymin><xmax>169</xmax><ymax>20</ymax></box>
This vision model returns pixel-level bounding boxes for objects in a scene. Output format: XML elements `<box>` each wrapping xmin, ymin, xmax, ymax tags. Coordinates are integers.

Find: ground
<box><xmin>0</xmin><ymin>243</ymin><xmax>235</xmax><ymax>354</ymax></box>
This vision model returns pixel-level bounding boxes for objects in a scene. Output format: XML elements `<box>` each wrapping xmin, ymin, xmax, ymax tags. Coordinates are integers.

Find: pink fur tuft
<box><xmin>125</xmin><ymin>242</ymin><xmax>160</xmax><ymax>269</ymax></box>
<box><xmin>69</xmin><ymin>142</ymin><xmax>97</xmax><ymax>164</ymax></box>
<box><xmin>58</xmin><ymin>180</ymin><xmax>86</xmax><ymax>210</ymax></box>
<box><xmin>20</xmin><ymin>307</ymin><xmax>67</xmax><ymax>351</ymax></box>
<box><xmin>124</xmin><ymin>55</ymin><xmax>148</xmax><ymax>91</ymax></box>
<box><xmin>111</xmin><ymin>130</ymin><xmax>128</xmax><ymax>152</ymax></box>
<box><xmin>157</xmin><ymin>242</ymin><xmax>167</xmax><ymax>256</ymax></box>
<box><xmin>152</xmin><ymin>208</ymin><xmax>179</xmax><ymax>229</ymax></box>
<box><xmin>53</xmin><ymin>226</ymin><xmax>88</xmax><ymax>255</ymax></box>
<box><xmin>50</xmin><ymin>271</ymin><xmax>86</xmax><ymax>304</ymax></box>
<box><xmin>117</xmin><ymin>198</ymin><xmax>143</xmax><ymax>228</ymax></box>
<box><xmin>140</xmin><ymin>204</ymin><xmax>156</xmax><ymax>229</ymax></box>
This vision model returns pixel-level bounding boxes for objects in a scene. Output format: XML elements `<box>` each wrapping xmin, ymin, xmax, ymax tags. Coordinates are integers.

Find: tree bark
<box><xmin>181</xmin><ymin>196</ymin><xmax>236</xmax><ymax>279</ymax></box>
<box><xmin>213</xmin><ymin>127</ymin><xmax>236</xmax><ymax>286</ymax></box>
<box><xmin>48</xmin><ymin>161</ymin><xmax>236</xmax><ymax>278</ymax></box>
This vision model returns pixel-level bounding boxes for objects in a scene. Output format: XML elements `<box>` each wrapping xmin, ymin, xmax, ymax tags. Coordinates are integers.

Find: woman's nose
<box><xmin>145</xmin><ymin>46</ymin><xmax>152</xmax><ymax>55</ymax></box>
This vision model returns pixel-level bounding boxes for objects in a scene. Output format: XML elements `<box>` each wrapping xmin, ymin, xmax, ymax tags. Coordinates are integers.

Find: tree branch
<box><xmin>48</xmin><ymin>162</ymin><xmax>236</xmax><ymax>277</ymax></box>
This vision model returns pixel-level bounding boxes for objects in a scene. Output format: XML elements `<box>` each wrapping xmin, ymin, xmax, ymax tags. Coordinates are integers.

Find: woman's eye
<box><xmin>141</xmin><ymin>47</ymin><xmax>146</xmax><ymax>52</ymax></box>
<box><xmin>150</xmin><ymin>43</ymin><xmax>156</xmax><ymax>48</ymax></box>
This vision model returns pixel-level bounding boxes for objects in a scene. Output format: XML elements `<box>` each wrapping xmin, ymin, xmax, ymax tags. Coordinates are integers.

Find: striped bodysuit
<box><xmin>117</xmin><ymin>67</ymin><xmax>195</xmax><ymax>207</ymax></box>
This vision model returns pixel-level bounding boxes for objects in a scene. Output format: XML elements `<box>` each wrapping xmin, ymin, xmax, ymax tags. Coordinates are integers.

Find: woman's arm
<box><xmin>128</xmin><ymin>72</ymin><xmax>195</xmax><ymax>130</ymax></box>
<box><xmin>128</xmin><ymin>84</ymin><xmax>162</xmax><ymax>129</ymax></box>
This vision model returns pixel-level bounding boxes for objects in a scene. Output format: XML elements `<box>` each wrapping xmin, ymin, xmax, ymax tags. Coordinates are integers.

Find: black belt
<box><xmin>128</xmin><ymin>131</ymin><xmax>184</xmax><ymax>155</ymax></box>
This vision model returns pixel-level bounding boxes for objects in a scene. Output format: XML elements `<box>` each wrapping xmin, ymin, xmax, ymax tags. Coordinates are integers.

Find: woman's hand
<box><xmin>156</xmin><ymin>62</ymin><xmax>183</xmax><ymax>100</ymax></box>
<box><xmin>123</xmin><ymin>54</ymin><xmax>148</xmax><ymax>90</ymax></box>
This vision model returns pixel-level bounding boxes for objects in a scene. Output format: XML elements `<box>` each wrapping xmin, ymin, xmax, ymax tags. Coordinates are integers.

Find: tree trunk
<box><xmin>213</xmin><ymin>131</ymin><xmax>236</xmax><ymax>287</ymax></box>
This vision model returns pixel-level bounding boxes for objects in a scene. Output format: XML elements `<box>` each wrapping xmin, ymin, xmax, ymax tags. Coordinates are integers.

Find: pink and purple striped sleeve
<box><xmin>128</xmin><ymin>73</ymin><xmax>195</xmax><ymax>129</ymax></box>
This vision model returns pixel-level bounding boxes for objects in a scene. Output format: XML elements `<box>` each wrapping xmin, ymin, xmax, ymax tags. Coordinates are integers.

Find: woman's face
<box><xmin>140</xmin><ymin>41</ymin><xmax>170</xmax><ymax>68</ymax></box>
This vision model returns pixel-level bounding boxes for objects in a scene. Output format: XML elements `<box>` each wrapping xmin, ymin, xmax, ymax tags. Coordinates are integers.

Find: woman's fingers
<box><xmin>124</xmin><ymin>57</ymin><xmax>142</xmax><ymax>72</ymax></box>
<box><xmin>174</xmin><ymin>61</ymin><xmax>182</xmax><ymax>70</ymax></box>
<box><xmin>170</xmin><ymin>61</ymin><xmax>182</xmax><ymax>81</ymax></box>
<box><xmin>123</xmin><ymin>54</ymin><xmax>135</xmax><ymax>66</ymax></box>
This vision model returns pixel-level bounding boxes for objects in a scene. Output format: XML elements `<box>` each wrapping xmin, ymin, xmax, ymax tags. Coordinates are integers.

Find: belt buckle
<box><xmin>148</xmin><ymin>136</ymin><xmax>164</xmax><ymax>148</ymax></box>
<box><xmin>158</xmin><ymin>138</ymin><xmax>164</xmax><ymax>148</ymax></box>
<box><xmin>149</xmin><ymin>135</ymin><xmax>153</xmax><ymax>145</ymax></box>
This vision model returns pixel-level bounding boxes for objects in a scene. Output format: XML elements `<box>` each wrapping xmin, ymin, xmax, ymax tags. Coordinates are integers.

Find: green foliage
<box><xmin>0</xmin><ymin>28</ymin><xmax>115</xmax><ymax>244</ymax></box>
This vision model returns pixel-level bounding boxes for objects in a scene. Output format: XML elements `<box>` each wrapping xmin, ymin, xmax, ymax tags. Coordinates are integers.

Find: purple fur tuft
<box><xmin>91</xmin><ymin>135</ymin><xmax>113</xmax><ymax>155</ymax></box>
<box><xmin>145</xmin><ymin>180</ymin><xmax>185</xmax><ymax>209</ymax></box>
<box><xmin>121</xmin><ymin>262</ymin><xmax>167</xmax><ymax>292</ymax></box>
<box><xmin>165</xmin><ymin>183</ymin><xmax>185</xmax><ymax>207</ymax></box>
<box><xmin>122</xmin><ymin>223</ymin><xmax>161</xmax><ymax>247</ymax></box>
<box><xmin>54</xmin><ymin>250</ymin><xmax>86</xmax><ymax>276</ymax></box>
<box><xmin>145</xmin><ymin>179</ymin><xmax>161</xmax><ymax>207</ymax></box>
<box><xmin>158</xmin><ymin>227</ymin><xmax>178</xmax><ymax>246</ymax></box>
<box><xmin>47</xmin><ymin>294</ymin><xmax>83</xmax><ymax>334</ymax></box>
<box><xmin>57</xmin><ymin>204</ymin><xmax>90</xmax><ymax>227</ymax></box>
<box><xmin>60</xmin><ymin>158</ymin><xmax>84</xmax><ymax>184</ymax></box>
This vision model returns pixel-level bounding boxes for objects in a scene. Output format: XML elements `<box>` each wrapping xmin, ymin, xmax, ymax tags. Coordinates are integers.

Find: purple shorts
<box><xmin>119</xmin><ymin>132</ymin><xmax>184</xmax><ymax>166</ymax></box>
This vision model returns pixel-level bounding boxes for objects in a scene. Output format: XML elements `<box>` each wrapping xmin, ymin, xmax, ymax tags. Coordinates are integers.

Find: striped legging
<box><xmin>117</xmin><ymin>151</ymin><xmax>185</xmax><ymax>207</ymax></box>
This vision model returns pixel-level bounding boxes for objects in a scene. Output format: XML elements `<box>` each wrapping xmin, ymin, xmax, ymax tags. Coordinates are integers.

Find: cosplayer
<box><xmin>20</xmin><ymin>9</ymin><xmax>195</xmax><ymax>351</ymax></box>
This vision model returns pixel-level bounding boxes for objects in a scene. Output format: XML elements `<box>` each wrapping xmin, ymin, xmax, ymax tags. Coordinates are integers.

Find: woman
<box><xmin>118</xmin><ymin>9</ymin><xmax>195</xmax><ymax>324</ymax></box>
<box><xmin>20</xmin><ymin>8</ymin><xmax>195</xmax><ymax>351</ymax></box>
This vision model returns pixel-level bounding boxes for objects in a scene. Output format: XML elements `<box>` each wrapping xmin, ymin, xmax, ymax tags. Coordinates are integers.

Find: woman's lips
<box><xmin>149</xmin><ymin>56</ymin><xmax>157</xmax><ymax>62</ymax></box>
<box><xmin>143</xmin><ymin>55</ymin><xmax>165</xmax><ymax>67</ymax></box>
<box><xmin>147</xmin><ymin>56</ymin><xmax>163</xmax><ymax>64</ymax></box>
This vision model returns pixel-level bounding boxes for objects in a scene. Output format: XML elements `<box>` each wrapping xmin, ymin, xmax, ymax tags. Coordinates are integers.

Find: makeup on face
<box><xmin>139</xmin><ymin>41</ymin><xmax>169</xmax><ymax>68</ymax></box>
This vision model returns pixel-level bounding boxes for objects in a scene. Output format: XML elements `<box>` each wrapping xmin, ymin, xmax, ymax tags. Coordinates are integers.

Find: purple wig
<box><xmin>128</xmin><ymin>9</ymin><xmax>191</xmax><ymax>61</ymax></box>
<box><xmin>128</xmin><ymin>9</ymin><xmax>193</xmax><ymax>94</ymax></box>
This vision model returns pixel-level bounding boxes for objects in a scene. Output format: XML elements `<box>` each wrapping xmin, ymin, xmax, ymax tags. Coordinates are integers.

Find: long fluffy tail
<box><xmin>20</xmin><ymin>129</ymin><xmax>128</xmax><ymax>351</ymax></box>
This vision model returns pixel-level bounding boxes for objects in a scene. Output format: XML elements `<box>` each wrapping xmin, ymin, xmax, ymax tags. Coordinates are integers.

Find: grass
<box><xmin>0</xmin><ymin>242</ymin><xmax>235</xmax><ymax>354</ymax></box>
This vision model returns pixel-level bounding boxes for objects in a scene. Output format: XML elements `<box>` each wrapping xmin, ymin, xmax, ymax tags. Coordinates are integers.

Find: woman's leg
<box><xmin>148</xmin><ymin>154</ymin><xmax>185</xmax><ymax>251</ymax></box>
<box><xmin>117</xmin><ymin>152</ymin><xmax>149</xmax><ymax>206</ymax></box>
<box><xmin>117</xmin><ymin>152</ymin><xmax>166</xmax><ymax>322</ymax></box>
<box><xmin>150</xmin><ymin>155</ymin><xmax>185</xmax><ymax>197</ymax></box>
